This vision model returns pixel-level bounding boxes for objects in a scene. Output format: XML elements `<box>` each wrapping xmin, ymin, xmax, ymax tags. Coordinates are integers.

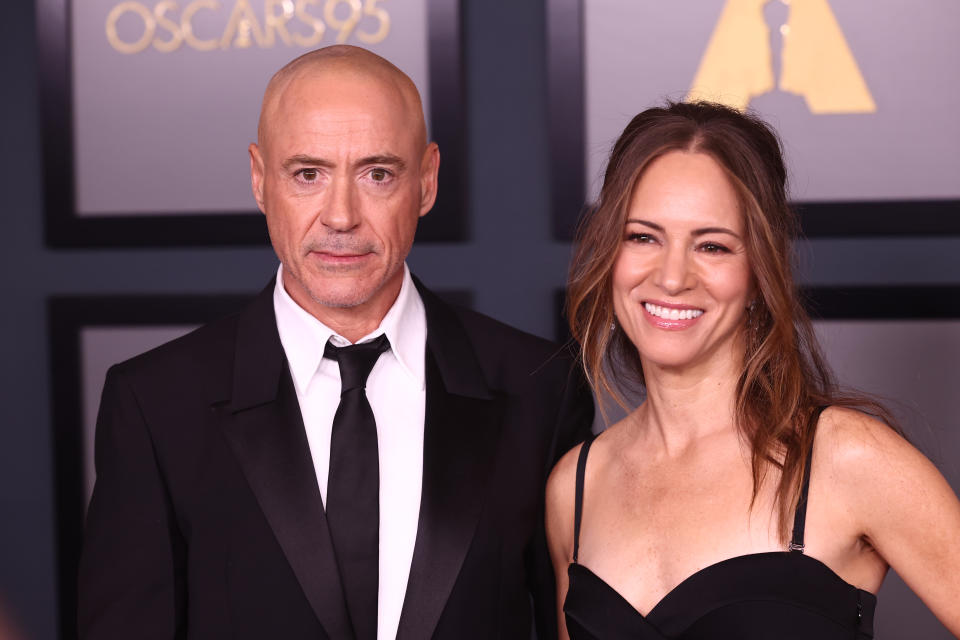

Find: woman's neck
<box><xmin>632</xmin><ymin>351</ymin><xmax>744</xmax><ymax>456</ymax></box>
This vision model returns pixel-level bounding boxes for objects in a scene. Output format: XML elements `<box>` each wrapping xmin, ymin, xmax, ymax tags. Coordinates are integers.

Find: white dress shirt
<box><xmin>273</xmin><ymin>264</ymin><xmax>426</xmax><ymax>640</ymax></box>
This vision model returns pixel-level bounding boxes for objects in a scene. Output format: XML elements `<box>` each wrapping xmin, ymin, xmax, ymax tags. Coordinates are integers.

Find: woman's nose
<box><xmin>654</xmin><ymin>245</ymin><xmax>696</xmax><ymax>295</ymax></box>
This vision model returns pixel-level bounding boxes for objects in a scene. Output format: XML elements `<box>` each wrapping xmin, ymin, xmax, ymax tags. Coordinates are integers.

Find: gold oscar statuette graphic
<box><xmin>687</xmin><ymin>0</ymin><xmax>876</xmax><ymax>114</ymax></box>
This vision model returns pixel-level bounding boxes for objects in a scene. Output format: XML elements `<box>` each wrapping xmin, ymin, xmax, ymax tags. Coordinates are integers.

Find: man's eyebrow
<box><xmin>357</xmin><ymin>154</ymin><xmax>406</xmax><ymax>170</ymax></box>
<box><xmin>281</xmin><ymin>154</ymin><xmax>407</xmax><ymax>171</ymax></box>
<box><xmin>625</xmin><ymin>218</ymin><xmax>742</xmax><ymax>239</ymax></box>
<box><xmin>282</xmin><ymin>155</ymin><xmax>334</xmax><ymax>170</ymax></box>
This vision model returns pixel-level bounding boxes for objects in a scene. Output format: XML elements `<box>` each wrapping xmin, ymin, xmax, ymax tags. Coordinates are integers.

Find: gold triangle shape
<box><xmin>687</xmin><ymin>0</ymin><xmax>876</xmax><ymax>114</ymax></box>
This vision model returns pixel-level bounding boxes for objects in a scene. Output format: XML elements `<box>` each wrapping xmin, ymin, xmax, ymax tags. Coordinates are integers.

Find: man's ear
<box><xmin>418</xmin><ymin>142</ymin><xmax>440</xmax><ymax>217</ymax></box>
<box><xmin>249</xmin><ymin>143</ymin><xmax>267</xmax><ymax>215</ymax></box>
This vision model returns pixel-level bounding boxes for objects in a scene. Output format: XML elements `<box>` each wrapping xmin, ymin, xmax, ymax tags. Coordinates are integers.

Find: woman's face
<box><xmin>612</xmin><ymin>151</ymin><xmax>753</xmax><ymax>374</ymax></box>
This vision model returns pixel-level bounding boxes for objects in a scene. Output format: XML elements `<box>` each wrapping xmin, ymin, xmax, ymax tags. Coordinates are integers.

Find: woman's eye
<box><xmin>626</xmin><ymin>232</ymin><xmax>655</xmax><ymax>243</ymax></box>
<box><xmin>700</xmin><ymin>242</ymin><xmax>731</xmax><ymax>254</ymax></box>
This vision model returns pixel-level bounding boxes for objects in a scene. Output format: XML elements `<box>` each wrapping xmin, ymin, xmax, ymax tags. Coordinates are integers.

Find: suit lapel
<box><xmin>218</xmin><ymin>282</ymin><xmax>354</xmax><ymax>639</ymax></box>
<box><xmin>396</xmin><ymin>283</ymin><xmax>505</xmax><ymax>640</ymax></box>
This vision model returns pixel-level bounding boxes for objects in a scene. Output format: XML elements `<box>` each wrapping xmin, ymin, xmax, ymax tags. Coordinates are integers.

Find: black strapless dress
<box><xmin>563</xmin><ymin>433</ymin><xmax>876</xmax><ymax>639</ymax></box>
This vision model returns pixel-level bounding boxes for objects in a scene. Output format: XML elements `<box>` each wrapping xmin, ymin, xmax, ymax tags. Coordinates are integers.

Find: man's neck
<box><xmin>310</xmin><ymin>308</ymin><xmax>391</xmax><ymax>344</ymax></box>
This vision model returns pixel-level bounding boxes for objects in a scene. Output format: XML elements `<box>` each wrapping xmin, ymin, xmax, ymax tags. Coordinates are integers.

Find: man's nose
<box><xmin>654</xmin><ymin>244</ymin><xmax>696</xmax><ymax>295</ymax></box>
<box><xmin>319</xmin><ymin>177</ymin><xmax>361</xmax><ymax>231</ymax></box>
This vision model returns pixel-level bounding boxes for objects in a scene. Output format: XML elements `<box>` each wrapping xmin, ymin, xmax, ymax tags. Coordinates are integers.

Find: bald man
<box><xmin>78</xmin><ymin>46</ymin><xmax>592</xmax><ymax>640</ymax></box>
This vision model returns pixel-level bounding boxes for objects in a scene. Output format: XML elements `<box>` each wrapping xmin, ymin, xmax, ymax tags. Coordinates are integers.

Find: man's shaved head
<box><xmin>257</xmin><ymin>45</ymin><xmax>427</xmax><ymax>153</ymax></box>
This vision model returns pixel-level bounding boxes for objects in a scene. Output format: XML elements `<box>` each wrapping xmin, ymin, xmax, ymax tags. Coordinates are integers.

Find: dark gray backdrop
<box><xmin>3</xmin><ymin>0</ymin><xmax>960</xmax><ymax>638</ymax></box>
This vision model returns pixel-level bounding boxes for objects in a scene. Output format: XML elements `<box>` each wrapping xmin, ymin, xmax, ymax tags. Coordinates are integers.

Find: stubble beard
<box><xmin>284</xmin><ymin>257</ymin><xmax>403</xmax><ymax>311</ymax></box>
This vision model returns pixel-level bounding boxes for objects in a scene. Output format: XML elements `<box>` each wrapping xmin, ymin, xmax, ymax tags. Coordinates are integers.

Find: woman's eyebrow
<box><xmin>625</xmin><ymin>219</ymin><xmax>741</xmax><ymax>240</ymax></box>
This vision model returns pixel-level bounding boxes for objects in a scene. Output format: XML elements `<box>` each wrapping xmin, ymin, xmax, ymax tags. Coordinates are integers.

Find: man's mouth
<box><xmin>310</xmin><ymin>250</ymin><xmax>374</xmax><ymax>266</ymax></box>
<box><xmin>317</xmin><ymin>251</ymin><xmax>368</xmax><ymax>258</ymax></box>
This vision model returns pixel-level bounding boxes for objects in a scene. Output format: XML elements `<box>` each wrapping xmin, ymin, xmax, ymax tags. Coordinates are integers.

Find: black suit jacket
<box><xmin>78</xmin><ymin>278</ymin><xmax>593</xmax><ymax>639</ymax></box>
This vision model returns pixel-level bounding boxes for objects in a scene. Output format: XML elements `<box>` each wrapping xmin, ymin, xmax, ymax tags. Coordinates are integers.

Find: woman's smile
<box><xmin>642</xmin><ymin>300</ymin><xmax>705</xmax><ymax>329</ymax></box>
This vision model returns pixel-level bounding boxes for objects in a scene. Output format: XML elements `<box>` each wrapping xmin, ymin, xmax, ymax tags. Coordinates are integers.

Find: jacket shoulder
<box><xmin>452</xmin><ymin>305</ymin><xmax>559</xmax><ymax>353</ymax></box>
<box><xmin>447</xmin><ymin>304</ymin><xmax>579</xmax><ymax>387</ymax></box>
<box><xmin>108</xmin><ymin>311</ymin><xmax>240</xmax><ymax>400</ymax></box>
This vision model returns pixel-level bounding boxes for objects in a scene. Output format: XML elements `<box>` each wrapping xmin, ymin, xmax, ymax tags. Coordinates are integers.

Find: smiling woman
<box><xmin>547</xmin><ymin>101</ymin><xmax>960</xmax><ymax>639</ymax></box>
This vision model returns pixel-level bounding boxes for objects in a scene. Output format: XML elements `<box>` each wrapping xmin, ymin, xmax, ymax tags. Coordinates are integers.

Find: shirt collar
<box><xmin>273</xmin><ymin>264</ymin><xmax>426</xmax><ymax>393</ymax></box>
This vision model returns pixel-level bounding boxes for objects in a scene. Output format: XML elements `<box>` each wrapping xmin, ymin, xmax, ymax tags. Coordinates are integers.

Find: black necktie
<box><xmin>323</xmin><ymin>334</ymin><xmax>389</xmax><ymax>640</ymax></box>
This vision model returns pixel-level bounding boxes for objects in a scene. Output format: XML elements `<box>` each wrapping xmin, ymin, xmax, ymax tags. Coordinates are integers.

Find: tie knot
<box><xmin>324</xmin><ymin>334</ymin><xmax>391</xmax><ymax>393</ymax></box>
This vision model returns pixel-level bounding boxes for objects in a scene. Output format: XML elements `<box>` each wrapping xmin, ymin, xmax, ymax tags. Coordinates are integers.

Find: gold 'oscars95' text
<box><xmin>105</xmin><ymin>0</ymin><xmax>390</xmax><ymax>54</ymax></box>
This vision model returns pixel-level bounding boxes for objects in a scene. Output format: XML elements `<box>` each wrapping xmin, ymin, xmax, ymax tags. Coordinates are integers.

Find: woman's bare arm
<box><xmin>823</xmin><ymin>408</ymin><xmax>960</xmax><ymax>635</ymax></box>
<box><xmin>546</xmin><ymin>443</ymin><xmax>583</xmax><ymax>640</ymax></box>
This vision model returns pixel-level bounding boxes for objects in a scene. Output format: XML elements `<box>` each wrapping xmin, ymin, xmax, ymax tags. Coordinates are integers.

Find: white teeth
<box><xmin>643</xmin><ymin>303</ymin><xmax>704</xmax><ymax>320</ymax></box>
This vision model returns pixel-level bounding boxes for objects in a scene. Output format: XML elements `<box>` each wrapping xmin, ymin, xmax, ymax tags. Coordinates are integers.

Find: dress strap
<box><xmin>572</xmin><ymin>434</ymin><xmax>596</xmax><ymax>564</ymax></box>
<box><xmin>790</xmin><ymin>406</ymin><xmax>827</xmax><ymax>553</ymax></box>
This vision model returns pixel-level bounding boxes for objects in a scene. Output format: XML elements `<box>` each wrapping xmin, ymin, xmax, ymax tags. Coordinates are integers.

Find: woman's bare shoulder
<box><xmin>814</xmin><ymin>405</ymin><xmax>956</xmax><ymax>535</ymax></box>
<box><xmin>814</xmin><ymin>405</ymin><xmax>914</xmax><ymax>478</ymax></box>
<box><xmin>548</xmin><ymin>440</ymin><xmax>586</xmax><ymax>502</ymax></box>
<box><xmin>546</xmin><ymin>438</ymin><xmax>589</xmax><ymax>561</ymax></box>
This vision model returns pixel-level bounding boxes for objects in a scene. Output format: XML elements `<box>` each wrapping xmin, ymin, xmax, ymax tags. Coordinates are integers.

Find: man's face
<box><xmin>250</xmin><ymin>68</ymin><xmax>438</xmax><ymax>323</ymax></box>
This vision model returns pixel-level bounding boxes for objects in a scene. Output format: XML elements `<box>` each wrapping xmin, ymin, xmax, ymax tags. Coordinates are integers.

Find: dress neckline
<box><xmin>568</xmin><ymin>550</ymin><xmax>876</xmax><ymax>622</ymax></box>
<box><xmin>566</xmin><ymin>551</ymin><xmax>877</xmax><ymax>638</ymax></box>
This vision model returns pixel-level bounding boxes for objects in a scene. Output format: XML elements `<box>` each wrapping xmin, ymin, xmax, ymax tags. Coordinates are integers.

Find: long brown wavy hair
<box><xmin>567</xmin><ymin>101</ymin><xmax>898</xmax><ymax>539</ymax></box>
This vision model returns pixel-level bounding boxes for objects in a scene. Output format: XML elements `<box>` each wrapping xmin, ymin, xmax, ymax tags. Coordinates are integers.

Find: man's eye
<box><xmin>370</xmin><ymin>168</ymin><xmax>389</xmax><ymax>182</ymax></box>
<box><xmin>298</xmin><ymin>168</ymin><xmax>319</xmax><ymax>181</ymax></box>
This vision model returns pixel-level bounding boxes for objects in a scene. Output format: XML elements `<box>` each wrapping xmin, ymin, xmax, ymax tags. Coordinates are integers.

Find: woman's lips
<box><xmin>642</xmin><ymin>301</ymin><xmax>704</xmax><ymax>330</ymax></box>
